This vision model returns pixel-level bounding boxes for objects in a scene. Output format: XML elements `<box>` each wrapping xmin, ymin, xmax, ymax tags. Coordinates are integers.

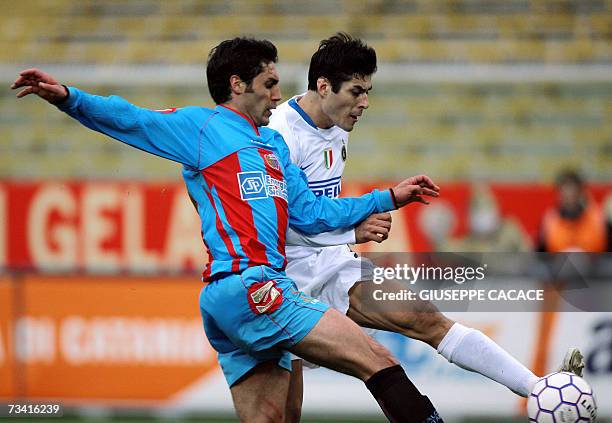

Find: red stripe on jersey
<box><xmin>258</xmin><ymin>149</ymin><xmax>288</xmax><ymax>266</ymax></box>
<box><xmin>220</xmin><ymin>105</ymin><xmax>260</xmax><ymax>136</ymax></box>
<box><xmin>202</xmin><ymin>189</ymin><xmax>242</xmax><ymax>274</ymax></box>
<box><xmin>202</xmin><ymin>152</ymin><xmax>270</xmax><ymax>267</ymax></box>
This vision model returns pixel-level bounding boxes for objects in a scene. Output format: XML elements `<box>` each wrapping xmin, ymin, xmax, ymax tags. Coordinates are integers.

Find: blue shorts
<box><xmin>199</xmin><ymin>265</ymin><xmax>329</xmax><ymax>387</ymax></box>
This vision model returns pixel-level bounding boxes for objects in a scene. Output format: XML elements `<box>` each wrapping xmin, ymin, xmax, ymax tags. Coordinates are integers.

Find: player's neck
<box><xmin>297</xmin><ymin>92</ymin><xmax>334</xmax><ymax>129</ymax></box>
<box><xmin>220</xmin><ymin>100</ymin><xmax>259</xmax><ymax>129</ymax></box>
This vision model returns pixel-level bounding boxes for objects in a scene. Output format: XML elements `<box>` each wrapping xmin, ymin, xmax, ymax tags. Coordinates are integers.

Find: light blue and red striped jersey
<box><xmin>58</xmin><ymin>87</ymin><xmax>395</xmax><ymax>280</ymax></box>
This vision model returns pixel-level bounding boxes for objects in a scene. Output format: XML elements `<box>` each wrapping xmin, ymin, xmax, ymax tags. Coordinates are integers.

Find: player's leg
<box><xmin>348</xmin><ymin>280</ymin><xmax>539</xmax><ymax>397</ymax></box>
<box><xmin>201</xmin><ymin>309</ymin><xmax>291</xmax><ymax>422</ymax></box>
<box><xmin>348</xmin><ymin>280</ymin><xmax>453</xmax><ymax>347</ymax></box>
<box><xmin>291</xmin><ymin>307</ymin><xmax>442</xmax><ymax>423</ymax></box>
<box><xmin>283</xmin><ymin>359</ymin><xmax>303</xmax><ymax>423</ymax></box>
<box><xmin>200</xmin><ymin>273</ymin><xmax>295</xmax><ymax>423</ymax></box>
<box><xmin>230</xmin><ymin>360</ymin><xmax>291</xmax><ymax>423</ymax></box>
<box><xmin>203</xmin><ymin>266</ymin><xmax>442</xmax><ymax>423</ymax></box>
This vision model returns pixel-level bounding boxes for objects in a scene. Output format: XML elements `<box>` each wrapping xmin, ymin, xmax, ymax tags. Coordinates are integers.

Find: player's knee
<box><xmin>367</xmin><ymin>338</ymin><xmax>399</xmax><ymax>374</ymax></box>
<box><xmin>243</xmin><ymin>396</ymin><xmax>286</xmax><ymax>423</ymax></box>
<box><xmin>249</xmin><ymin>406</ymin><xmax>285</xmax><ymax>423</ymax></box>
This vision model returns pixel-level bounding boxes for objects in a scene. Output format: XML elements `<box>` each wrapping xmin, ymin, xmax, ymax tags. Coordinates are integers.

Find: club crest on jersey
<box><xmin>323</xmin><ymin>148</ymin><xmax>333</xmax><ymax>169</ymax></box>
<box><xmin>341</xmin><ymin>139</ymin><xmax>347</xmax><ymax>162</ymax></box>
<box><xmin>247</xmin><ymin>280</ymin><xmax>283</xmax><ymax>314</ymax></box>
<box><xmin>264</xmin><ymin>153</ymin><xmax>281</xmax><ymax>171</ymax></box>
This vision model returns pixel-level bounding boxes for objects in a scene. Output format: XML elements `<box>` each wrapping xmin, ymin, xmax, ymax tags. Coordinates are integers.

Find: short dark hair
<box><xmin>206</xmin><ymin>37</ymin><xmax>278</xmax><ymax>104</ymax></box>
<box><xmin>307</xmin><ymin>33</ymin><xmax>377</xmax><ymax>93</ymax></box>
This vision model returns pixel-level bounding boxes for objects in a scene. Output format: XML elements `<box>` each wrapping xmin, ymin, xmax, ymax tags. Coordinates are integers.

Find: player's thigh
<box><xmin>284</xmin><ymin>360</ymin><xmax>303</xmax><ymax>423</ymax></box>
<box><xmin>347</xmin><ymin>280</ymin><xmax>454</xmax><ymax>347</ymax></box>
<box><xmin>290</xmin><ymin>308</ymin><xmax>397</xmax><ymax>381</ymax></box>
<box><xmin>231</xmin><ymin>360</ymin><xmax>291</xmax><ymax>423</ymax></box>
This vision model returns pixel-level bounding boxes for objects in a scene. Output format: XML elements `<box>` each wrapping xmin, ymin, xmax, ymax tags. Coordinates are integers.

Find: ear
<box><xmin>316</xmin><ymin>77</ymin><xmax>331</xmax><ymax>98</ymax></box>
<box><xmin>229</xmin><ymin>75</ymin><xmax>245</xmax><ymax>96</ymax></box>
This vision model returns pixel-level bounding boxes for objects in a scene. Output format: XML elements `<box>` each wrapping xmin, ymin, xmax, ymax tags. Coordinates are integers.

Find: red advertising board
<box><xmin>0</xmin><ymin>180</ymin><xmax>610</xmax><ymax>271</ymax></box>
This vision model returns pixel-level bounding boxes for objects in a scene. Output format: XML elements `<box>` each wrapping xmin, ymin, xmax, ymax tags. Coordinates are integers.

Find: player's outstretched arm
<box><xmin>286</xmin><ymin>212</ymin><xmax>391</xmax><ymax>247</ymax></box>
<box><xmin>285</xmin><ymin>161</ymin><xmax>395</xmax><ymax>234</ymax></box>
<box><xmin>285</xmin><ymin>163</ymin><xmax>436</xmax><ymax>235</ymax></box>
<box><xmin>11</xmin><ymin>68</ymin><xmax>201</xmax><ymax>167</ymax></box>
<box><xmin>276</xmin><ymin>132</ymin><xmax>438</xmax><ymax>235</ymax></box>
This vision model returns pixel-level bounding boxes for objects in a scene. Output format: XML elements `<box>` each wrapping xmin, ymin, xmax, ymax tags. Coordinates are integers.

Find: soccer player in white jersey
<box><xmin>268</xmin><ymin>33</ymin><xmax>585</xmax><ymax>422</ymax></box>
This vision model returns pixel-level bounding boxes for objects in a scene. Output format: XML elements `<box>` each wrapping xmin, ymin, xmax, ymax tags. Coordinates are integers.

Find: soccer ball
<box><xmin>528</xmin><ymin>371</ymin><xmax>597</xmax><ymax>422</ymax></box>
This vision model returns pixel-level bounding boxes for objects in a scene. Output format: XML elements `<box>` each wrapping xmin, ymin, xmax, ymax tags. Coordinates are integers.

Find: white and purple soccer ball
<box><xmin>528</xmin><ymin>371</ymin><xmax>597</xmax><ymax>422</ymax></box>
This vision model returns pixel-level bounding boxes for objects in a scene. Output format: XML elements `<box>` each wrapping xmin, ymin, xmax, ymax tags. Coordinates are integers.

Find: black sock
<box><xmin>365</xmin><ymin>365</ymin><xmax>443</xmax><ymax>423</ymax></box>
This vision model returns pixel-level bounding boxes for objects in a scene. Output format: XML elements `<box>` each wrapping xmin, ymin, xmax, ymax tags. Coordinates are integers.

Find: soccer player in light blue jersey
<box><xmin>13</xmin><ymin>38</ymin><xmax>446</xmax><ymax>423</ymax></box>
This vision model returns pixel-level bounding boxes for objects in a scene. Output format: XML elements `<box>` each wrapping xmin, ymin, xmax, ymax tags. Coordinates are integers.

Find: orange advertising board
<box><xmin>1</xmin><ymin>275</ymin><xmax>219</xmax><ymax>402</ymax></box>
<box><xmin>0</xmin><ymin>276</ymin><xmax>15</xmax><ymax>398</ymax></box>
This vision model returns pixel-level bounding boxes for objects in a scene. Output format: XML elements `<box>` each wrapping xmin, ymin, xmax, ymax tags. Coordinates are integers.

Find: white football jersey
<box><xmin>268</xmin><ymin>95</ymin><xmax>356</xmax><ymax>260</ymax></box>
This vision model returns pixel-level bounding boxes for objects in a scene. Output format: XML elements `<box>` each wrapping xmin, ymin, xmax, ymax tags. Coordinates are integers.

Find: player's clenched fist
<box><xmin>391</xmin><ymin>174</ymin><xmax>440</xmax><ymax>207</ymax></box>
<box><xmin>355</xmin><ymin>212</ymin><xmax>392</xmax><ymax>244</ymax></box>
<box><xmin>11</xmin><ymin>68</ymin><xmax>68</xmax><ymax>104</ymax></box>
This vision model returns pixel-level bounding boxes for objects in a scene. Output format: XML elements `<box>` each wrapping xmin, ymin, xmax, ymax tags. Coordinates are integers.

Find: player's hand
<box><xmin>355</xmin><ymin>212</ymin><xmax>392</xmax><ymax>244</ymax></box>
<box><xmin>391</xmin><ymin>174</ymin><xmax>440</xmax><ymax>208</ymax></box>
<box><xmin>11</xmin><ymin>68</ymin><xmax>68</xmax><ymax>104</ymax></box>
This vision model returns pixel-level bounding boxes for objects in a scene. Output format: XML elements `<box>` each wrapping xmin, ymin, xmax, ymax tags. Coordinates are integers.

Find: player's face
<box><xmin>322</xmin><ymin>75</ymin><xmax>372</xmax><ymax>132</ymax></box>
<box><xmin>243</xmin><ymin>62</ymin><xmax>281</xmax><ymax>126</ymax></box>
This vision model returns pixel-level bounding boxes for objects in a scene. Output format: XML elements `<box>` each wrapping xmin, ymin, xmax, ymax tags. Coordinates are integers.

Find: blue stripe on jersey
<box><xmin>308</xmin><ymin>176</ymin><xmax>342</xmax><ymax>186</ymax></box>
<box><xmin>209</xmin><ymin>185</ymin><xmax>249</xmax><ymax>271</ymax></box>
<box><xmin>181</xmin><ymin>168</ymin><xmax>232</xmax><ymax>276</ymax></box>
<box><xmin>308</xmin><ymin>181</ymin><xmax>342</xmax><ymax>189</ymax></box>
<box><xmin>289</xmin><ymin>98</ymin><xmax>317</xmax><ymax>129</ymax></box>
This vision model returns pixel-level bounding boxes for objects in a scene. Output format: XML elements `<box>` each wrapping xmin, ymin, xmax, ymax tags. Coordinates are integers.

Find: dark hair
<box><xmin>307</xmin><ymin>33</ymin><xmax>377</xmax><ymax>93</ymax></box>
<box><xmin>206</xmin><ymin>37</ymin><xmax>278</xmax><ymax>104</ymax></box>
<box><xmin>556</xmin><ymin>169</ymin><xmax>584</xmax><ymax>187</ymax></box>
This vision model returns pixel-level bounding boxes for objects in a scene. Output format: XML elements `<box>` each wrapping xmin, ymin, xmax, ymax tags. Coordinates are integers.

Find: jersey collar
<box><xmin>217</xmin><ymin>104</ymin><xmax>261</xmax><ymax>136</ymax></box>
<box><xmin>288</xmin><ymin>98</ymin><xmax>317</xmax><ymax>129</ymax></box>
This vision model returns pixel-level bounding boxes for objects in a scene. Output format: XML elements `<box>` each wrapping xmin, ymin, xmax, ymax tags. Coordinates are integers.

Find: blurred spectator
<box><xmin>537</xmin><ymin>169</ymin><xmax>611</xmax><ymax>252</ymax></box>
<box><xmin>424</xmin><ymin>184</ymin><xmax>531</xmax><ymax>252</ymax></box>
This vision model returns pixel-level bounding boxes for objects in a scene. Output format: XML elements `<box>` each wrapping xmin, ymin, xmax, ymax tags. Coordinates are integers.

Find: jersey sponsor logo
<box><xmin>311</xmin><ymin>183</ymin><xmax>340</xmax><ymax>198</ymax></box>
<box><xmin>237</xmin><ymin>171</ymin><xmax>288</xmax><ymax>202</ymax></box>
<box><xmin>309</xmin><ymin>176</ymin><xmax>341</xmax><ymax>198</ymax></box>
<box><xmin>323</xmin><ymin>148</ymin><xmax>333</xmax><ymax>169</ymax></box>
<box><xmin>247</xmin><ymin>280</ymin><xmax>283</xmax><ymax>314</ymax></box>
<box><xmin>238</xmin><ymin>171</ymin><xmax>267</xmax><ymax>200</ymax></box>
<box><xmin>265</xmin><ymin>175</ymin><xmax>288</xmax><ymax>201</ymax></box>
<box><xmin>264</xmin><ymin>153</ymin><xmax>281</xmax><ymax>171</ymax></box>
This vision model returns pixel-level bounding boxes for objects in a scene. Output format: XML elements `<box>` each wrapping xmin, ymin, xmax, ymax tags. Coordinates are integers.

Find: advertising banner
<box><xmin>1</xmin><ymin>180</ymin><xmax>611</xmax><ymax>272</ymax></box>
<box><xmin>0</xmin><ymin>275</ymin><xmax>217</xmax><ymax>403</ymax></box>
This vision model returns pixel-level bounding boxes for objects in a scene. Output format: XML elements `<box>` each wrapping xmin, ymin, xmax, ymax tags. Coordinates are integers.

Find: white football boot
<box><xmin>559</xmin><ymin>347</ymin><xmax>585</xmax><ymax>377</ymax></box>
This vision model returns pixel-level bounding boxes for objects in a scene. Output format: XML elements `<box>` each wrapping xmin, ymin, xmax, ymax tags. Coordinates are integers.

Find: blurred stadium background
<box><xmin>1</xmin><ymin>0</ymin><xmax>611</xmax><ymax>422</ymax></box>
